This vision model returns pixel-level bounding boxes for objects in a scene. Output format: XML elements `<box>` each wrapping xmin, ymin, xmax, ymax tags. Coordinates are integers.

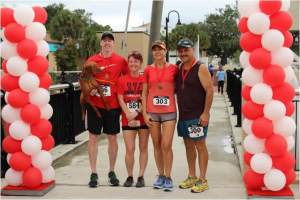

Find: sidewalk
<box><xmin>0</xmin><ymin>92</ymin><xmax>278</xmax><ymax>199</ymax></box>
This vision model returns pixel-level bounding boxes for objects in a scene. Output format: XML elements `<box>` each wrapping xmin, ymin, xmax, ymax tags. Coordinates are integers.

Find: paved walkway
<box><xmin>2</xmin><ymin>92</ymin><xmax>298</xmax><ymax>199</ymax></box>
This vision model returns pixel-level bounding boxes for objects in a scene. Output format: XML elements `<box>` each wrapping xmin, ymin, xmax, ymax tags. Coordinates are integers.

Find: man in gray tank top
<box><xmin>175</xmin><ymin>38</ymin><xmax>214</xmax><ymax>193</ymax></box>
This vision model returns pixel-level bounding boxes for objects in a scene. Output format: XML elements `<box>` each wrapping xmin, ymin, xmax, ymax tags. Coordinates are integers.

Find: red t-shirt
<box><xmin>117</xmin><ymin>74</ymin><xmax>146</xmax><ymax>127</ymax></box>
<box><xmin>86</xmin><ymin>52</ymin><xmax>128</xmax><ymax>109</ymax></box>
<box><xmin>143</xmin><ymin>63</ymin><xmax>178</xmax><ymax>113</ymax></box>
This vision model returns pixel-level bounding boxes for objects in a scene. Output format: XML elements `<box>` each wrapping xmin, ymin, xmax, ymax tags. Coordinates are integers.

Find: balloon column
<box><xmin>1</xmin><ymin>5</ymin><xmax>55</xmax><ymax>190</ymax></box>
<box><xmin>238</xmin><ymin>0</ymin><xmax>296</xmax><ymax>193</ymax></box>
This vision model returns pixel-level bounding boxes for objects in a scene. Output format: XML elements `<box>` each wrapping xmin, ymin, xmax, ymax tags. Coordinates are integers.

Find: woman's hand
<box><xmin>126</xmin><ymin>110</ymin><xmax>138</xmax><ymax>121</ymax></box>
<box><xmin>143</xmin><ymin>113</ymin><xmax>153</xmax><ymax>127</ymax></box>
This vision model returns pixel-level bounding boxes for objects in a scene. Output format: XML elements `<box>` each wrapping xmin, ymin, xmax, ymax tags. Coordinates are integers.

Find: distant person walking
<box><xmin>216</xmin><ymin>66</ymin><xmax>225</xmax><ymax>94</ymax></box>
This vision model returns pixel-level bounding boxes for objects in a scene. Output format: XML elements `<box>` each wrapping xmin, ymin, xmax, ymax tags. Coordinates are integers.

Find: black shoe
<box><xmin>123</xmin><ymin>176</ymin><xmax>134</xmax><ymax>187</ymax></box>
<box><xmin>136</xmin><ymin>176</ymin><xmax>145</xmax><ymax>188</ymax></box>
<box><xmin>108</xmin><ymin>171</ymin><xmax>119</xmax><ymax>186</ymax></box>
<box><xmin>88</xmin><ymin>173</ymin><xmax>98</xmax><ymax>188</ymax></box>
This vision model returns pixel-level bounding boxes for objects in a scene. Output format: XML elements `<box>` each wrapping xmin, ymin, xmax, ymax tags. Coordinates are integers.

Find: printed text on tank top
<box><xmin>181</xmin><ymin>59</ymin><xmax>198</xmax><ymax>90</ymax></box>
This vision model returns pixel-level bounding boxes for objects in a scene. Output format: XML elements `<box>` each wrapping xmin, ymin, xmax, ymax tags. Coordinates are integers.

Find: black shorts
<box><xmin>122</xmin><ymin>125</ymin><xmax>149</xmax><ymax>131</ymax></box>
<box><xmin>86</xmin><ymin>104</ymin><xmax>121</xmax><ymax>135</ymax></box>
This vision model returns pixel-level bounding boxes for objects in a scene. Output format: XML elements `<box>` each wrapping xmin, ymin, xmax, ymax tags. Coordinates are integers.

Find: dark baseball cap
<box><xmin>177</xmin><ymin>38</ymin><xmax>194</xmax><ymax>48</ymax></box>
<box><xmin>101</xmin><ymin>32</ymin><xmax>114</xmax><ymax>41</ymax></box>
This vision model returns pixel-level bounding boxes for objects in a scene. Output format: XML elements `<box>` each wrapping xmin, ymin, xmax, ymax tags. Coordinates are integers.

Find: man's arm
<box><xmin>198</xmin><ymin>64</ymin><xmax>214</xmax><ymax>126</ymax></box>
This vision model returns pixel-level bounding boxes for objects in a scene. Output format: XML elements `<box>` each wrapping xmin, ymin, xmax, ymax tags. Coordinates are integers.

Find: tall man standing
<box><xmin>85</xmin><ymin>32</ymin><xmax>128</xmax><ymax>187</ymax></box>
<box><xmin>175</xmin><ymin>38</ymin><xmax>214</xmax><ymax>193</ymax></box>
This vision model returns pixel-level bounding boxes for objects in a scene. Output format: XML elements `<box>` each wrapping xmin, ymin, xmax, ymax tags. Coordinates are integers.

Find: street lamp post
<box><xmin>165</xmin><ymin>10</ymin><xmax>181</xmax><ymax>62</ymax></box>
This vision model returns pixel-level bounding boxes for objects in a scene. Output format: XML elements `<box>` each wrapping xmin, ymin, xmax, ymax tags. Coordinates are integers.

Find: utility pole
<box><xmin>122</xmin><ymin>0</ymin><xmax>132</xmax><ymax>56</ymax></box>
<box><xmin>148</xmin><ymin>0</ymin><xmax>164</xmax><ymax>64</ymax></box>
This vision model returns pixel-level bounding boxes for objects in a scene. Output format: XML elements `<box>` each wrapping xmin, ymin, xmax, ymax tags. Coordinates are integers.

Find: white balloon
<box><xmin>13</xmin><ymin>5</ymin><xmax>34</xmax><ymax>26</ymax></box>
<box><xmin>264</xmin><ymin>100</ymin><xmax>286</xmax><ymax>121</ymax></box>
<box><xmin>240</xmin><ymin>51</ymin><xmax>250</xmax><ymax>68</ymax></box>
<box><xmin>281</xmin><ymin>0</ymin><xmax>290</xmax><ymax>11</ymax></box>
<box><xmin>271</xmin><ymin>47</ymin><xmax>294</xmax><ymax>68</ymax></box>
<box><xmin>25</xmin><ymin>22</ymin><xmax>46</xmax><ymax>42</ymax></box>
<box><xmin>32</xmin><ymin>150</ymin><xmax>53</xmax><ymax>170</ymax></box>
<box><xmin>41</xmin><ymin>166</ymin><xmax>55</xmax><ymax>183</ymax></box>
<box><xmin>1</xmin><ymin>104</ymin><xmax>21</xmax><ymax>123</ymax></box>
<box><xmin>19</xmin><ymin>72</ymin><xmax>40</xmax><ymax>92</ymax></box>
<box><xmin>29</xmin><ymin>88</ymin><xmax>50</xmax><ymax>107</ymax></box>
<box><xmin>247</xmin><ymin>13</ymin><xmax>270</xmax><ymax>35</ymax></box>
<box><xmin>21</xmin><ymin>135</ymin><xmax>42</xmax><ymax>156</ymax></box>
<box><xmin>285</xmin><ymin>136</ymin><xmax>294</xmax><ymax>151</ymax></box>
<box><xmin>262</xmin><ymin>29</ymin><xmax>284</xmax><ymax>51</ymax></box>
<box><xmin>264</xmin><ymin>169</ymin><xmax>286</xmax><ymax>191</ymax></box>
<box><xmin>40</xmin><ymin>104</ymin><xmax>53</xmax><ymax>119</ymax></box>
<box><xmin>250</xmin><ymin>83</ymin><xmax>273</xmax><ymax>104</ymax></box>
<box><xmin>5</xmin><ymin>168</ymin><xmax>23</xmax><ymax>186</ymax></box>
<box><xmin>284</xmin><ymin>66</ymin><xmax>296</xmax><ymax>82</ymax></box>
<box><xmin>0</xmin><ymin>40</ymin><xmax>17</xmax><ymax>60</ymax></box>
<box><xmin>238</xmin><ymin>0</ymin><xmax>260</xmax><ymax>17</ymax></box>
<box><xmin>241</xmin><ymin>66</ymin><xmax>263</xmax><ymax>87</ymax></box>
<box><xmin>242</xmin><ymin>118</ymin><xmax>253</xmax><ymax>135</ymax></box>
<box><xmin>243</xmin><ymin>134</ymin><xmax>265</xmax><ymax>154</ymax></box>
<box><xmin>274</xmin><ymin>116</ymin><xmax>296</xmax><ymax>137</ymax></box>
<box><xmin>36</xmin><ymin>40</ymin><xmax>49</xmax><ymax>57</ymax></box>
<box><xmin>7</xmin><ymin>153</ymin><xmax>12</xmax><ymax>164</ymax></box>
<box><xmin>250</xmin><ymin>153</ymin><xmax>272</xmax><ymax>174</ymax></box>
<box><xmin>7</xmin><ymin>56</ymin><xmax>28</xmax><ymax>77</ymax></box>
<box><xmin>9</xmin><ymin>120</ymin><xmax>30</xmax><ymax>140</ymax></box>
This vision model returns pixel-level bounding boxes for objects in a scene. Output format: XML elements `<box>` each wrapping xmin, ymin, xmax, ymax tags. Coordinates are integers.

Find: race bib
<box><xmin>100</xmin><ymin>85</ymin><xmax>111</xmax><ymax>97</ymax></box>
<box><xmin>153</xmin><ymin>96</ymin><xmax>170</xmax><ymax>106</ymax></box>
<box><xmin>188</xmin><ymin>124</ymin><xmax>204</xmax><ymax>138</ymax></box>
<box><xmin>128</xmin><ymin>120</ymin><xmax>141</xmax><ymax>127</ymax></box>
<box><xmin>126</xmin><ymin>101</ymin><xmax>140</xmax><ymax>112</ymax></box>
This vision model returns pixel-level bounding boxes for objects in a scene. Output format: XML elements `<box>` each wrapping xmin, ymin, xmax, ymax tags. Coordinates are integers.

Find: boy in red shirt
<box><xmin>85</xmin><ymin>32</ymin><xmax>128</xmax><ymax>187</ymax></box>
<box><xmin>117</xmin><ymin>51</ymin><xmax>149</xmax><ymax>187</ymax></box>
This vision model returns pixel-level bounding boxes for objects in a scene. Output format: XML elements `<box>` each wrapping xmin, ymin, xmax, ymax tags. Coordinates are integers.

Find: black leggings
<box><xmin>218</xmin><ymin>81</ymin><xmax>224</xmax><ymax>94</ymax></box>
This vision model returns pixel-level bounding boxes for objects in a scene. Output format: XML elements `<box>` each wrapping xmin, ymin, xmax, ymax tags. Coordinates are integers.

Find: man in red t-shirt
<box><xmin>85</xmin><ymin>32</ymin><xmax>128</xmax><ymax>187</ymax></box>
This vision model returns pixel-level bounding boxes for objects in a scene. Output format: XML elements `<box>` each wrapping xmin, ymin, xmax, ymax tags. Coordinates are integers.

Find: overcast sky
<box><xmin>1</xmin><ymin>0</ymin><xmax>236</xmax><ymax>31</ymax></box>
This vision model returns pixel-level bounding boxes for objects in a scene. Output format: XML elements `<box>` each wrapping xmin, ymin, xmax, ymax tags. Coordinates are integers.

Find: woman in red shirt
<box><xmin>142</xmin><ymin>40</ymin><xmax>178</xmax><ymax>191</ymax></box>
<box><xmin>117</xmin><ymin>51</ymin><xmax>149</xmax><ymax>188</ymax></box>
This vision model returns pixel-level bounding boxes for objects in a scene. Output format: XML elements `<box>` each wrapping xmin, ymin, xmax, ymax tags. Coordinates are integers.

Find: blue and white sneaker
<box><xmin>153</xmin><ymin>175</ymin><xmax>165</xmax><ymax>189</ymax></box>
<box><xmin>163</xmin><ymin>177</ymin><xmax>173</xmax><ymax>191</ymax></box>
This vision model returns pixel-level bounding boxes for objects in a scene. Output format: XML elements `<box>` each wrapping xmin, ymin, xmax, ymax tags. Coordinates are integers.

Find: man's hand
<box><xmin>199</xmin><ymin>112</ymin><xmax>210</xmax><ymax>127</ymax></box>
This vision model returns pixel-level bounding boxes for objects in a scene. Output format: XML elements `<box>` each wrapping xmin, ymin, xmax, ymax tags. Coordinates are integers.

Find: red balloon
<box><xmin>9</xmin><ymin>152</ymin><xmax>31</xmax><ymax>171</ymax></box>
<box><xmin>21</xmin><ymin>104</ymin><xmax>41</xmax><ymax>124</ymax></box>
<box><xmin>2</xmin><ymin>60</ymin><xmax>8</xmax><ymax>73</ymax></box>
<box><xmin>39</xmin><ymin>73</ymin><xmax>52</xmax><ymax>89</ymax></box>
<box><xmin>17</xmin><ymin>39</ymin><xmax>38</xmax><ymax>60</ymax></box>
<box><xmin>0</xmin><ymin>7</ymin><xmax>15</xmax><ymax>28</ymax></box>
<box><xmin>285</xmin><ymin>169</ymin><xmax>296</xmax><ymax>186</ymax></box>
<box><xmin>7</xmin><ymin>89</ymin><xmax>29</xmax><ymax>108</ymax></box>
<box><xmin>284</xmin><ymin>101</ymin><xmax>295</xmax><ymax>116</ymax></box>
<box><xmin>273</xmin><ymin>82</ymin><xmax>295</xmax><ymax>103</ymax></box>
<box><xmin>283</xmin><ymin>31</ymin><xmax>293</xmax><ymax>48</ymax></box>
<box><xmin>2</xmin><ymin>135</ymin><xmax>21</xmax><ymax>154</ymax></box>
<box><xmin>31</xmin><ymin>119</ymin><xmax>53</xmax><ymax>139</ymax></box>
<box><xmin>240</xmin><ymin>32</ymin><xmax>262</xmax><ymax>52</ymax></box>
<box><xmin>259</xmin><ymin>0</ymin><xmax>282</xmax><ymax>15</ymax></box>
<box><xmin>4</xmin><ymin>23</ymin><xmax>25</xmax><ymax>43</ymax></box>
<box><xmin>244</xmin><ymin>152</ymin><xmax>253</xmax><ymax>166</ymax></box>
<box><xmin>238</xmin><ymin>17</ymin><xmax>249</xmax><ymax>33</ymax></box>
<box><xmin>272</xmin><ymin>152</ymin><xmax>295</xmax><ymax>172</ymax></box>
<box><xmin>243</xmin><ymin>169</ymin><xmax>264</xmax><ymax>190</ymax></box>
<box><xmin>28</xmin><ymin>56</ymin><xmax>49</xmax><ymax>76</ymax></box>
<box><xmin>1</xmin><ymin>73</ymin><xmax>19</xmax><ymax>92</ymax></box>
<box><xmin>270</xmin><ymin>11</ymin><xmax>293</xmax><ymax>33</ymax></box>
<box><xmin>252</xmin><ymin>117</ymin><xmax>273</xmax><ymax>139</ymax></box>
<box><xmin>242</xmin><ymin>86</ymin><xmax>251</xmax><ymax>101</ymax></box>
<box><xmin>263</xmin><ymin>65</ymin><xmax>285</xmax><ymax>87</ymax></box>
<box><xmin>42</xmin><ymin>135</ymin><xmax>55</xmax><ymax>151</ymax></box>
<box><xmin>242</xmin><ymin>101</ymin><xmax>264</xmax><ymax>120</ymax></box>
<box><xmin>33</xmin><ymin>6</ymin><xmax>48</xmax><ymax>24</ymax></box>
<box><xmin>265</xmin><ymin>134</ymin><xmax>287</xmax><ymax>157</ymax></box>
<box><xmin>23</xmin><ymin>167</ymin><xmax>42</xmax><ymax>189</ymax></box>
<box><xmin>249</xmin><ymin>48</ymin><xmax>271</xmax><ymax>69</ymax></box>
